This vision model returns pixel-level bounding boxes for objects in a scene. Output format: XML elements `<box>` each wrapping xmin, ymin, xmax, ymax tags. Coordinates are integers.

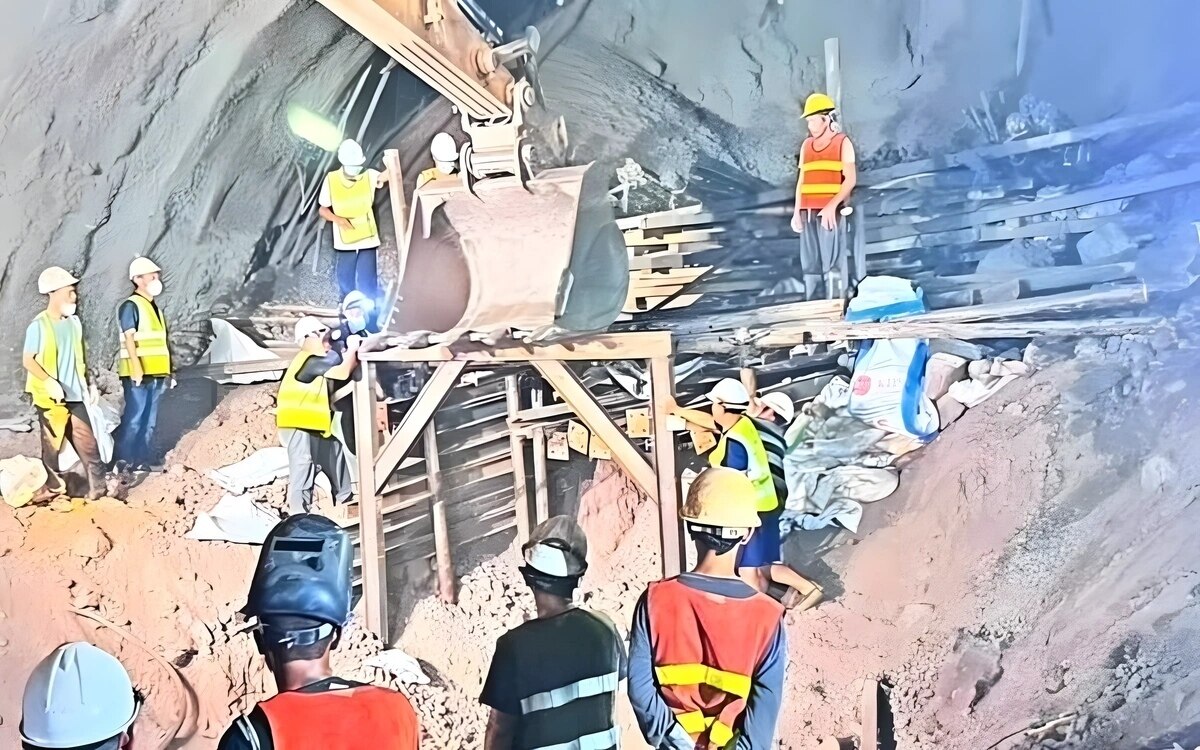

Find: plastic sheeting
<box><xmin>197</xmin><ymin>319</ymin><xmax>285</xmax><ymax>385</ymax></box>
<box><xmin>186</xmin><ymin>493</ymin><xmax>281</xmax><ymax>544</ymax></box>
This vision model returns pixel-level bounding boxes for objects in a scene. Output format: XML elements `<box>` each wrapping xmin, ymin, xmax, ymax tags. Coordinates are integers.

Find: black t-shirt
<box><xmin>480</xmin><ymin>608</ymin><xmax>627</xmax><ymax>750</ymax></box>
<box><xmin>217</xmin><ymin>677</ymin><xmax>367</xmax><ymax>750</ymax></box>
<box><xmin>295</xmin><ymin>351</ymin><xmax>342</xmax><ymax>384</ymax></box>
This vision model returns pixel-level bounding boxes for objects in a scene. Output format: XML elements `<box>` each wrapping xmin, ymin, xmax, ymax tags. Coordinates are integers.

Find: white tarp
<box><xmin>365</xmin><ymin>648</ymin><xmax>431</xmax><ymax>686</ymax></box>
<box><xmin>207</xmin><ymin>447</ymin><xmax>291</xmax><ymax>494</ymax></box>
<box><xmin>198</xmin><ymin>319</ymin><xmax>285</xmax><ymax>385</ymax></box>
<box><xmin>185</xmin><ymin>493</ymin><xmax>281</xmax><ymax>544</ymax></box>
<box><xmin>60</xmin><ymin>395</ymin><xmax>120</xmax><ymax>469</ymax></box>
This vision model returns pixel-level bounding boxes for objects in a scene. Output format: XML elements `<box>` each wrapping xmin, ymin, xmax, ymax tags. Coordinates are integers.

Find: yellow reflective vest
<box><xmin>117</xmin><ymin>294</ymin><xmax>171</xmax><ymax>377</ymax></box>
<box><xmin>277</xmin><ymin>352</ymin><xmax>333</xmax><ymax>436</ymax></box>
<box><xmin>708</xmin><ymin>416</ymin><xmax>779</xmax><ymax>513</ymax></box>
<box><xmin>326</xmin><ymin>171</ymin><xmax>379</xmax><ymax>245</ymax></box>
<box><xmin>26</xmin><ymin>312</ymin><xmax>86</xmax><ymax>410</ymax></box>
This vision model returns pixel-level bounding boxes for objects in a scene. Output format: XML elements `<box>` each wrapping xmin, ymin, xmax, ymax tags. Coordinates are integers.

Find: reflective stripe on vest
<box><xmin>257</xmin><ymin>685</ymin><xmax>419</xmax><ymax>750</ymax></box>
<box><xmin>796</xmin><ymin>133</ymin><xmax>846</xmax><ymax>210</ymax></box>
<box><xmin>117</xmin><ymin>294</ymin><xmax>171</xmax><ymax>377</ymax></box>
<box><xmin>529</xmin><ymin>726</ymin><xmax>620</xmax><ymax>750</ymax></box>
<box><xmin>326</xmin><ymin>171</ymin><xmax>379</xmax><ymax>244</ymax></box>
<box><xmin>25</xmin><ymin>312</ymin><xmax>86</xmax><ymax>410</ymax></box>
<box><xmin>647</xmin><ymin>578</ymin><xmax>783</xmax><ymax>749</ymax></box>
<box><xmin>520</xmin><ymin>671</ymin><xmax>620</xmax><ymax>714</ymax></box>
<box><xmin>708</xmin><ymin>417</ymin><xmax>779</xmax><ymax>512</ymax></box>
<box><xmin>276</xmin><ymin>352</ymin><xmax>333</xmax><ymax>436</ymax></box>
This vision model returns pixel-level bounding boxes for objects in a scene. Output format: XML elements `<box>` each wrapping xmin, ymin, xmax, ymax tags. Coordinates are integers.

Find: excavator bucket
<box><xmin>391</xmin><ymin>163</ymin><xmax>628</xmax><ymax>341</ymax></box>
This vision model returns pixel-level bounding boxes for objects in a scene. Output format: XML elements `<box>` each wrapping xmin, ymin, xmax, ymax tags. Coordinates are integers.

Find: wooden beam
<box><xmin>382</xmin><ymin>148</ymin><xmax>410</xmax><ymax>328</ymax></box>
<box><xmin>505</xmin><ymin>374</ymin><xmax>533</xmax><ymax>544</ymax></box>
<box><xmin>423</xmin><ymin>417</ymin><xmax>457</xmax><ymax>605</ymax></box>
<box><xmin>373</xmin><ymin>361</ymin><xmax>467</xmax><ymax>494</ymax></box>
<box><xmin>649</xmin><ymin>356</ymin><xmax>684</xmax><ymax>578</ymax></box>
<box><xmin>361</xmin><ymin>332</ymin><xmax>673</xmax><ymax>363</ymax></box>
<box><xmin>352</xmin><ymin>364</ymin><xmax>388</xmax><ymax>639</ymax></box>
<box><xmin>861</xmin><ymin>679</ymin><xmax>880</xmax><ymax>750</ymax></box>
<box><xmin>531</xmin><ymin>426</ymin><xmax>550</xmax><ymax>525</ymax></box>
<box><xmin>919</xmin><ymin>262</ymin><xmax>1136</xmax><ymax>295</ymax></box>
<box><xmin>532</xmin><ymin>360</ymin><xmax>659</xmax><ymax>500</ymax></box>
<box><xmin>824</xmin><ymin>37</ymin><xmax>843</xmax><ymax>122</ymax></box>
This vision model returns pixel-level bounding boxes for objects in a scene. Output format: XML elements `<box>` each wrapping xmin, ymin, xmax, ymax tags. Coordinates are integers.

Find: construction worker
<box><xmin>628</xmin><ymin>468</ymin><xmax>786</xmax><ymax>749</ymax></box>
<box><xmin>23</xmin><ymin>266</ymin><xmax>106</xmax><ymax>502</ymax></box>
<box><xmin>480</xmin><ymin>516</ymin><xmax>627</xmax><ymax>750</ymax></box>
<box><xmin>278</xmin><ymin>316</ymin><xmax>358</xmax><ymax>515</ymax></box>
<box><xmin>670</xmin><ymin>378</ymin><xmax>821</xmax><ymax>611</ymax></box>
<box><xmin>20</xmin><ymin>641</ymin><xmax>140</xmax><ymax>750</ymax></box>
<box><xmin>114</xmin><ymin>256</ymin><xmax>172</xmax><ymax>471</ymax></box>
<box><xmin>219</xmin><ymin>514</ymin><xmax>420</xmax><ymax>749</ymax></box>
<box><xmin>415</xmin><ymin>132</ymin><xmax>460</xmax><ymax>189</ymax></box>
<box><xmin>318</xmin><ymin>138</ymin><xmax>390</xmax><ymax>304</ymax></box>
<box><xmin>793</xmin><ymin>92</ymin><xmax>857</xmax><ymax>299</ymax></box>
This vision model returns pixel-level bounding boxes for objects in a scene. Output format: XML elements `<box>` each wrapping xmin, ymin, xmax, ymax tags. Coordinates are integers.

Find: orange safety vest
<box><xmin>796</xmin><ymin>132</ymin><xmax>847</xmax><ymax>211</ymax></box>
<box><xmin>257</xmin><ymin>685</ymin><xmax>420</xmax><ymax>750</ymax></box>
<box><xmin>647</xmin><ymin>578</ymin><xmax>783</xmax><ymax>748</ymax></box>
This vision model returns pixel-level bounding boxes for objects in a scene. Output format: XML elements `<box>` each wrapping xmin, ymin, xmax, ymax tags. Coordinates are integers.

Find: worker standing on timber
<box><xmin>20</xmin><ymin>642</ymin><xmax>141</xmax><ymax>750</ymax></box>
<box><xmin>278</xmin><ymin>316</ymin><xmax>358</xmax><ymax>515</ymax></box>
<box><xmin>793</xmin><ymin>92</ymin><xmax>857</xmax><ymax>299</ymax></box>
<box><xmin>115</xmin><ymin>256</ymin><xmax>172</xmax><ymax>471</ymax></box>
<box><xmin>218</xmin><ymin>514</ymin><xmax>421</xmax><ymax>749</ymax></box>
<box><xmin>318</xmin><ymin>138</ymin><xmax>390</xmax><ymax>311</ymax></box>
<box><xmin>670</xmin><ymin>378</ymin><xmax>821</xmax><ymax>611</ymax></box>
<box><xmin>415</xmin><ymin>132</ymin><xmax>460</xmax><ymax>189</ymax></box>
<box><xmin>23</xmin><ymin>267</ymin><xmax>106</xmax><ymax>502</ymax></box>
<box><xmin>480</xmin><ymin>516</ymin><xmax>627</xmax><ymax>750</ymax></box>
<box><xmin>628</xmin><ymin>468</ymin><xmax>787</xmax><ymax>749</ymax></box>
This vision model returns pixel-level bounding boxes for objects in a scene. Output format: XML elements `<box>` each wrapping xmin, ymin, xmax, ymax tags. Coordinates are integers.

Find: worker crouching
<box><xmin>219</xmin><ymin>514</ymin><xmax>420</xmax><ymax>749</ymax></box>
<box><xmin>481</xmin><ymin>516</ymin><xmax>627</xmax><ymax>750</ymax></box>
<box><xmin>278</xmin><ymin>316</ymin><xmax>359</xmax><ymax>515</ymax></box>
<box><xmin>115</xmin><ymin>256</ymin><xmax>173</xmax><ymax>472</ymax></box>
<box><xmin>20</xmin><ymin>642</ymin><xmax>141</xmax><ymax>750</ymax></box>
<box><xmin>629</xmin><ymin>468</ymin><xmax>787</xmax><ymax>749</ymax></box>
<box><xmin>22</xmin><ymin>266</ymin><xmax>106</xmax><ymax>501</ymax></box>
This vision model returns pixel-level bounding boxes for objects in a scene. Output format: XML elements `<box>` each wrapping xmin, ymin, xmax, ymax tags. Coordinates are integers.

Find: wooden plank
<box><xmin>865</xmin><ymin>217</ymin><xmax>1113</xmax><ymax>255</ymax></box>
<box><xmin>624</xmin><ymin>227</ymin><xmax>724</xmax><ymax>247</ymax></box>
<box><xmin>861</xmin><ymin>101</ymin><xmax>1200</xmax><ymax>184</ymax></box>
<box><xmin>531</xmin><ymin>426</ymin><xmax>550</xmax><ymax>525</ymax></box>
<box><xmin>505</xmin><ymin>375</ymin><xmax>532</xmax><ymax>544</ymax></box>
<box><xmin>749</xmin><ymin>316</ymin><xmax>1160</xmax><ymax>346</ymax></box>
<box><xmin>423</xmin><ymin>418</ymin><xmax>457</xmax><ymax>605</ymax></box>
<box><xmin>383</xmin><ymin>148</ymin><xmax>410</xmax><ymax>323</ymax></box>
<box><xmin>373</xmin><ymin>361</ymin><xmax>467</xmax><ymax>493</ymax></box>
<box><xmin>628</xmin><ymin>253</ymin><xmax>685</xmax><ymax>271</ymax></box>
<box><xmin>649</xmin><ymin>356</ymin><xmax>684</xmax><ymax>578</ymax></box>
<box><xmin>825</xmin><ymin>37</ymin><xmax>843</xmax><ymax>121</ymax></box>
<box><xmin>352</xmin><ymin>364</ymin><xmax>388</xmax><ymax>639</ymax></box>
<box><xmin>361</xmin><ymin>332</ymin><xmax>673</xmax><ymax>363</ymax></box>
<box><xmin>179</xmin><ymin>358</ymin><xmax>289</xmax><ymax>379</ymax></box>
<box><xmin>532</xmin><ymin>360</ymin><xmax>659</xmax><ymax>500</ymax></box>
<box><xmin>861</xmin><ymin>679</ymin><xmax>879</xmax><ymax>750</ymax></box>
<box><xmin>919</xmin><ymin>262</ymin><xmax>1136</xmax><ymax>294</ymax></box>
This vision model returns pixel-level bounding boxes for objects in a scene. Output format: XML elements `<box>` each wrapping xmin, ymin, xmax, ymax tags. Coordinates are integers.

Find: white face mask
<box><xmin>343</xmin><ymin>165</ymin><xmax>364</xmax><ymax>177</ymax></box>
<box><xmin>62</xmin><ymin>302</ymin><xmax>77</xmax><ymax>316</ymax></box>
<box><xmin>147</xmin><ymin>279</ymin><xmax>164</xmax><ymax>297</ymax></box>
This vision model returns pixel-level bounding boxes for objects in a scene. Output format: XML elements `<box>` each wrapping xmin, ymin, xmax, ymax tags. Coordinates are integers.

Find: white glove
<box><xmin>86</xmin><ymin>385</ymin><xmax>99</xmax><ymax>405</ymax></box>
<box><xmin>45</xmin><ymin>378</ymin><xmax>65</xmax><ymax>403</ymax></box>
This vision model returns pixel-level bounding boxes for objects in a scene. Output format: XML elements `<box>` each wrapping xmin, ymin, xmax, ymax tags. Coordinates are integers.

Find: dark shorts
<box><xmin>738</xmin><ymin>508</ymin><xmax>783</xmax><ymax>569</ymax></box>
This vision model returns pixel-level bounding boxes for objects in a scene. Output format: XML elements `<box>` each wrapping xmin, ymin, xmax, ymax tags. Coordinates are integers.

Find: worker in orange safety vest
<box><xmin>792</xmin><ymin>92</ymin><xmax>858</xmax><ymax>299</ymax></box>
<box><xmin>628</xmin><ymin>468</ymin><xmax>787</xmax><ymax>749</ymax></box>
<box><xmin>218</xmin><ymin>514</ymin><xmax>420</xmax><ymax>750</ymax></box>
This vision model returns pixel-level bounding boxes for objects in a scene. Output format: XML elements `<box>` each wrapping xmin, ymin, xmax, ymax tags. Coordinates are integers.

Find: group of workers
<box><xmin>23</xmin><ymin>258</ymin><xmax>174</xmax><ymax>502</ymax></box>
<box><xmin>16</xmin><ymin>466</ymin><xmax>790</xmax><ymax>750</ymax></box>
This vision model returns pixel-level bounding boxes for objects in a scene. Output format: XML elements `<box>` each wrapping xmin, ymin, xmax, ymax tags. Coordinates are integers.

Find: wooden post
<box><xmin>505</xmin><ymin>374</ymin><xmax>533</xmax><ymax>543</ymax></box>
<box><xmin>423</xmin><ymin>417</ymin><xmax>457</xmax><ymax>604</ymax></box>
<box><xmin>649</xmin><ymin>356</ymin><xmax>684</xmax><ymax>578</ymax></box>
<box><xmin>373</xmin><ymin>361</ymin><xmax>467</xmax><ymax>494</ymax></box>
<box><xmin>531</xmin><ymin>425</ymin><xmax>550</xmax><ymax>525</ymax></box>
<box><xmin>352</xmin><ymin>363</ymin><xmax>389</xmax><ymax>639</ymax></box>
<box><xmin>382</xmin><ymin>148</ymin><xmax>409</xmax><ymax>330</ymax></box>
<box><xmin>824</xmin><ymin>37</ymin><xmax>843</xmax><ymax>118</ymax></box>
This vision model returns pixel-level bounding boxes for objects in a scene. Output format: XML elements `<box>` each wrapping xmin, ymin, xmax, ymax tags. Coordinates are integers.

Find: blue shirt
<box><xmin>721</xmin><ymin>437</ymin><xmax>749</xmax><ymax>472</ymax></box>
<box><xmin>24</xmin><ymin>316</ymin><xmax>86</xmax><ymax>402</ymax></box>
<box><xmin>628</xmin><ymin>573</ymin><xmax>787</xmax><ymax>749</ymax></box>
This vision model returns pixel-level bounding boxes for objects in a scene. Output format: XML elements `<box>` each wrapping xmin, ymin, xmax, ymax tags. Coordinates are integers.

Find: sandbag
<box><xmin>848</xmin><ymin>338</ymin><xmax>938</xmax><ymax>440</ymax></box>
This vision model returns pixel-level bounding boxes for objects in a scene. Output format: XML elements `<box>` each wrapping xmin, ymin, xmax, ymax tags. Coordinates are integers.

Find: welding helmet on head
<box><xmin>520</xmin><ymin>515</ymin><xmax>589</xmax><ymax>597</ymax></box>
<box><xmin>244</xmin><ymin>514</ymin><xmax>354</xmax><ymax>648</ymax></box>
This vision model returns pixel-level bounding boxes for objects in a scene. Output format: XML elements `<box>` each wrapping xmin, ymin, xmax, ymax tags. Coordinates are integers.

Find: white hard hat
<box><xmin>20</xmin><ymin>642</ymin><xmax>138</xmax><ymax>748</ymax></box>
<box><xmin>293</xmin><ymin>315</ymin><xmax>330</xmax><ymax>344</ymax></box>
<box><xmin>337</xmin><ymin>138</ymin><xmax>365</xmax><ymax>168</ymax></box>
<box><xmin>128</xmin><ymin>256</ymin><xmax>161</xmax><ymax>280</ymax></box>
<box><xmin>430</xmin><ymin>132</ymin><xmax>458</xmax><ymax>164</ymax></box>
<box><xmin>759</xmin><ymin>391</ymin><xmax>796</xmax><ymax>424</ymax></box>
<box><xmin>522</xmin><ymin>516</ymin><xmax>588</xmax><ymax>578</ymax></box>
<box><xmin>37</xmin><ymin>267</ymin><xmax>79</xmax><ymax>295</ymax></box>
<box><xmin>341</xmin><ymin>290</ymin><xmax>373</xmax><ymax>312</ymax></box>
<box><xmin>706</xmin><ymin>378</ymin><xmax>750</xmax><ymax>409</ymax></box>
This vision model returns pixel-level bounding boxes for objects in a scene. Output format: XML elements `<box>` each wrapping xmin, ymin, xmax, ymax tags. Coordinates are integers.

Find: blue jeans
<box><xmin>116</xmin><ymin>377</ymin><xmax>166</xmax><ymax>466</ymax></box>
<box><xmin>335</xmin><ymin>248</ymin><xmax>379</xmax><ymax>322</ymax></box>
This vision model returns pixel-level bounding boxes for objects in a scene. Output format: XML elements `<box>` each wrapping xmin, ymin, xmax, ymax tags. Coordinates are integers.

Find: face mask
<box><xmin>147</xmin><ymin>279</ymin><xmax>164</xmax><ymax>297</ymax></box>
<box><xmin>347</xmin><ymin>316</ymin><xmax>367</xmax><ymax>333</ymax></box>
<box><xmin>343</xmin><ymin>165</ymin><xmax>364</xmax><ymax>177</ymax></box>
<box><xmin>62</xmin><ymin>303</ymin><xmax>77</xmax><ymax>316</ymax></box>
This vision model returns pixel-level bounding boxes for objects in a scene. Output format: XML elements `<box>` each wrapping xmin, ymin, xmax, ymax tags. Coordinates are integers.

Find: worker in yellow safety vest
<box><xmin>115</xmin><ymin>256</ymin><xmax>173</xmax><ymax>472</ymax></box>
<box><xmin>792</xmin><ymin>92</ymin><xmax>857</xmax><ymax>299</ymax></box>
<box><xmin>278</xmin><ymin>316</ymin><xmax>361</xmax><ymax>515</ymax></box>
<box><xmin>22</xmin><ymin>267</ymin><xmax>107</xmax><ymax>501</ymax></box>
<box><xmin>415</xmin><ymin>132</ymin><xmax>461</xmax><ymax>190</ymax></box>
<box><xmin>318</xmin><ymin>139</ymin><xmax>391</xmax><ymax>321</ymax></box>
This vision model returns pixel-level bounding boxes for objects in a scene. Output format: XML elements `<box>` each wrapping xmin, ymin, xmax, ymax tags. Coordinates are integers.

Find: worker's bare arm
<box><xmin>324</xmin><ymin>347</ymin><xmax>359</xmax><ymax>381</ymax></box>
<box><xmin>483</xmin><ymin>709</ymin><xmax>517</xmax><ymax>750</ymax></box>
<box><xmin>318</xmin><ymin>205</ymin><xmax>352</xmax><ymax>230</ymax></box>
<box><xmin>22</xmin><ymin>352</ymin><xmax>51</xmax><ymax>381</ymax></box>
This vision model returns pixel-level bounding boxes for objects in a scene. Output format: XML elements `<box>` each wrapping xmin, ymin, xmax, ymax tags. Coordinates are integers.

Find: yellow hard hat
<box><xmin>680</xmin><ymin>467</ymin><xmax>762</xmax><ymax>530</ymax></box>
<box><xmin>803</xmin><ymin>92</ymin><xmax>837</xmax><ymax>118</ymax></box>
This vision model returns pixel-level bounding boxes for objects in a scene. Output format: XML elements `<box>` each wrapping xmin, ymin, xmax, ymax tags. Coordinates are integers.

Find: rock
<box><xmin>976</xmin><ymin>239</ymin><xmax>1055</xmax><ymax>273</ymax></box>
<box><xmin>1136</xmin><ymin>222</ymin><xmax>1199</xmax><ymax>292</ymax></box>
<box><xmin>1076</xmin><ymin>223</ymin><xmax>1138</xmax><ymax>265</ymax></box>
<box><xmin>1140</xmin><ymin>456</ymin><xmax>1173</xmax><ymax>493</ymax></box>
<box><xmin>69</xmin><ymin>523</ymin><xmax>112</xmax><ymax>560</ymax></box>
<box><xmin>897</xmin><ymin>602</ymin><xmax>936</xmax><ymax>629</ymax></box>
<box><xmin>925</xmin><ymin>353</ymin><xmax>969</xmax><ymax>400</ymax></box>
<box><xmin>936</xmin><ymin>395</ymin><xmax>967</xmax><ymax>429</ymax></box>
